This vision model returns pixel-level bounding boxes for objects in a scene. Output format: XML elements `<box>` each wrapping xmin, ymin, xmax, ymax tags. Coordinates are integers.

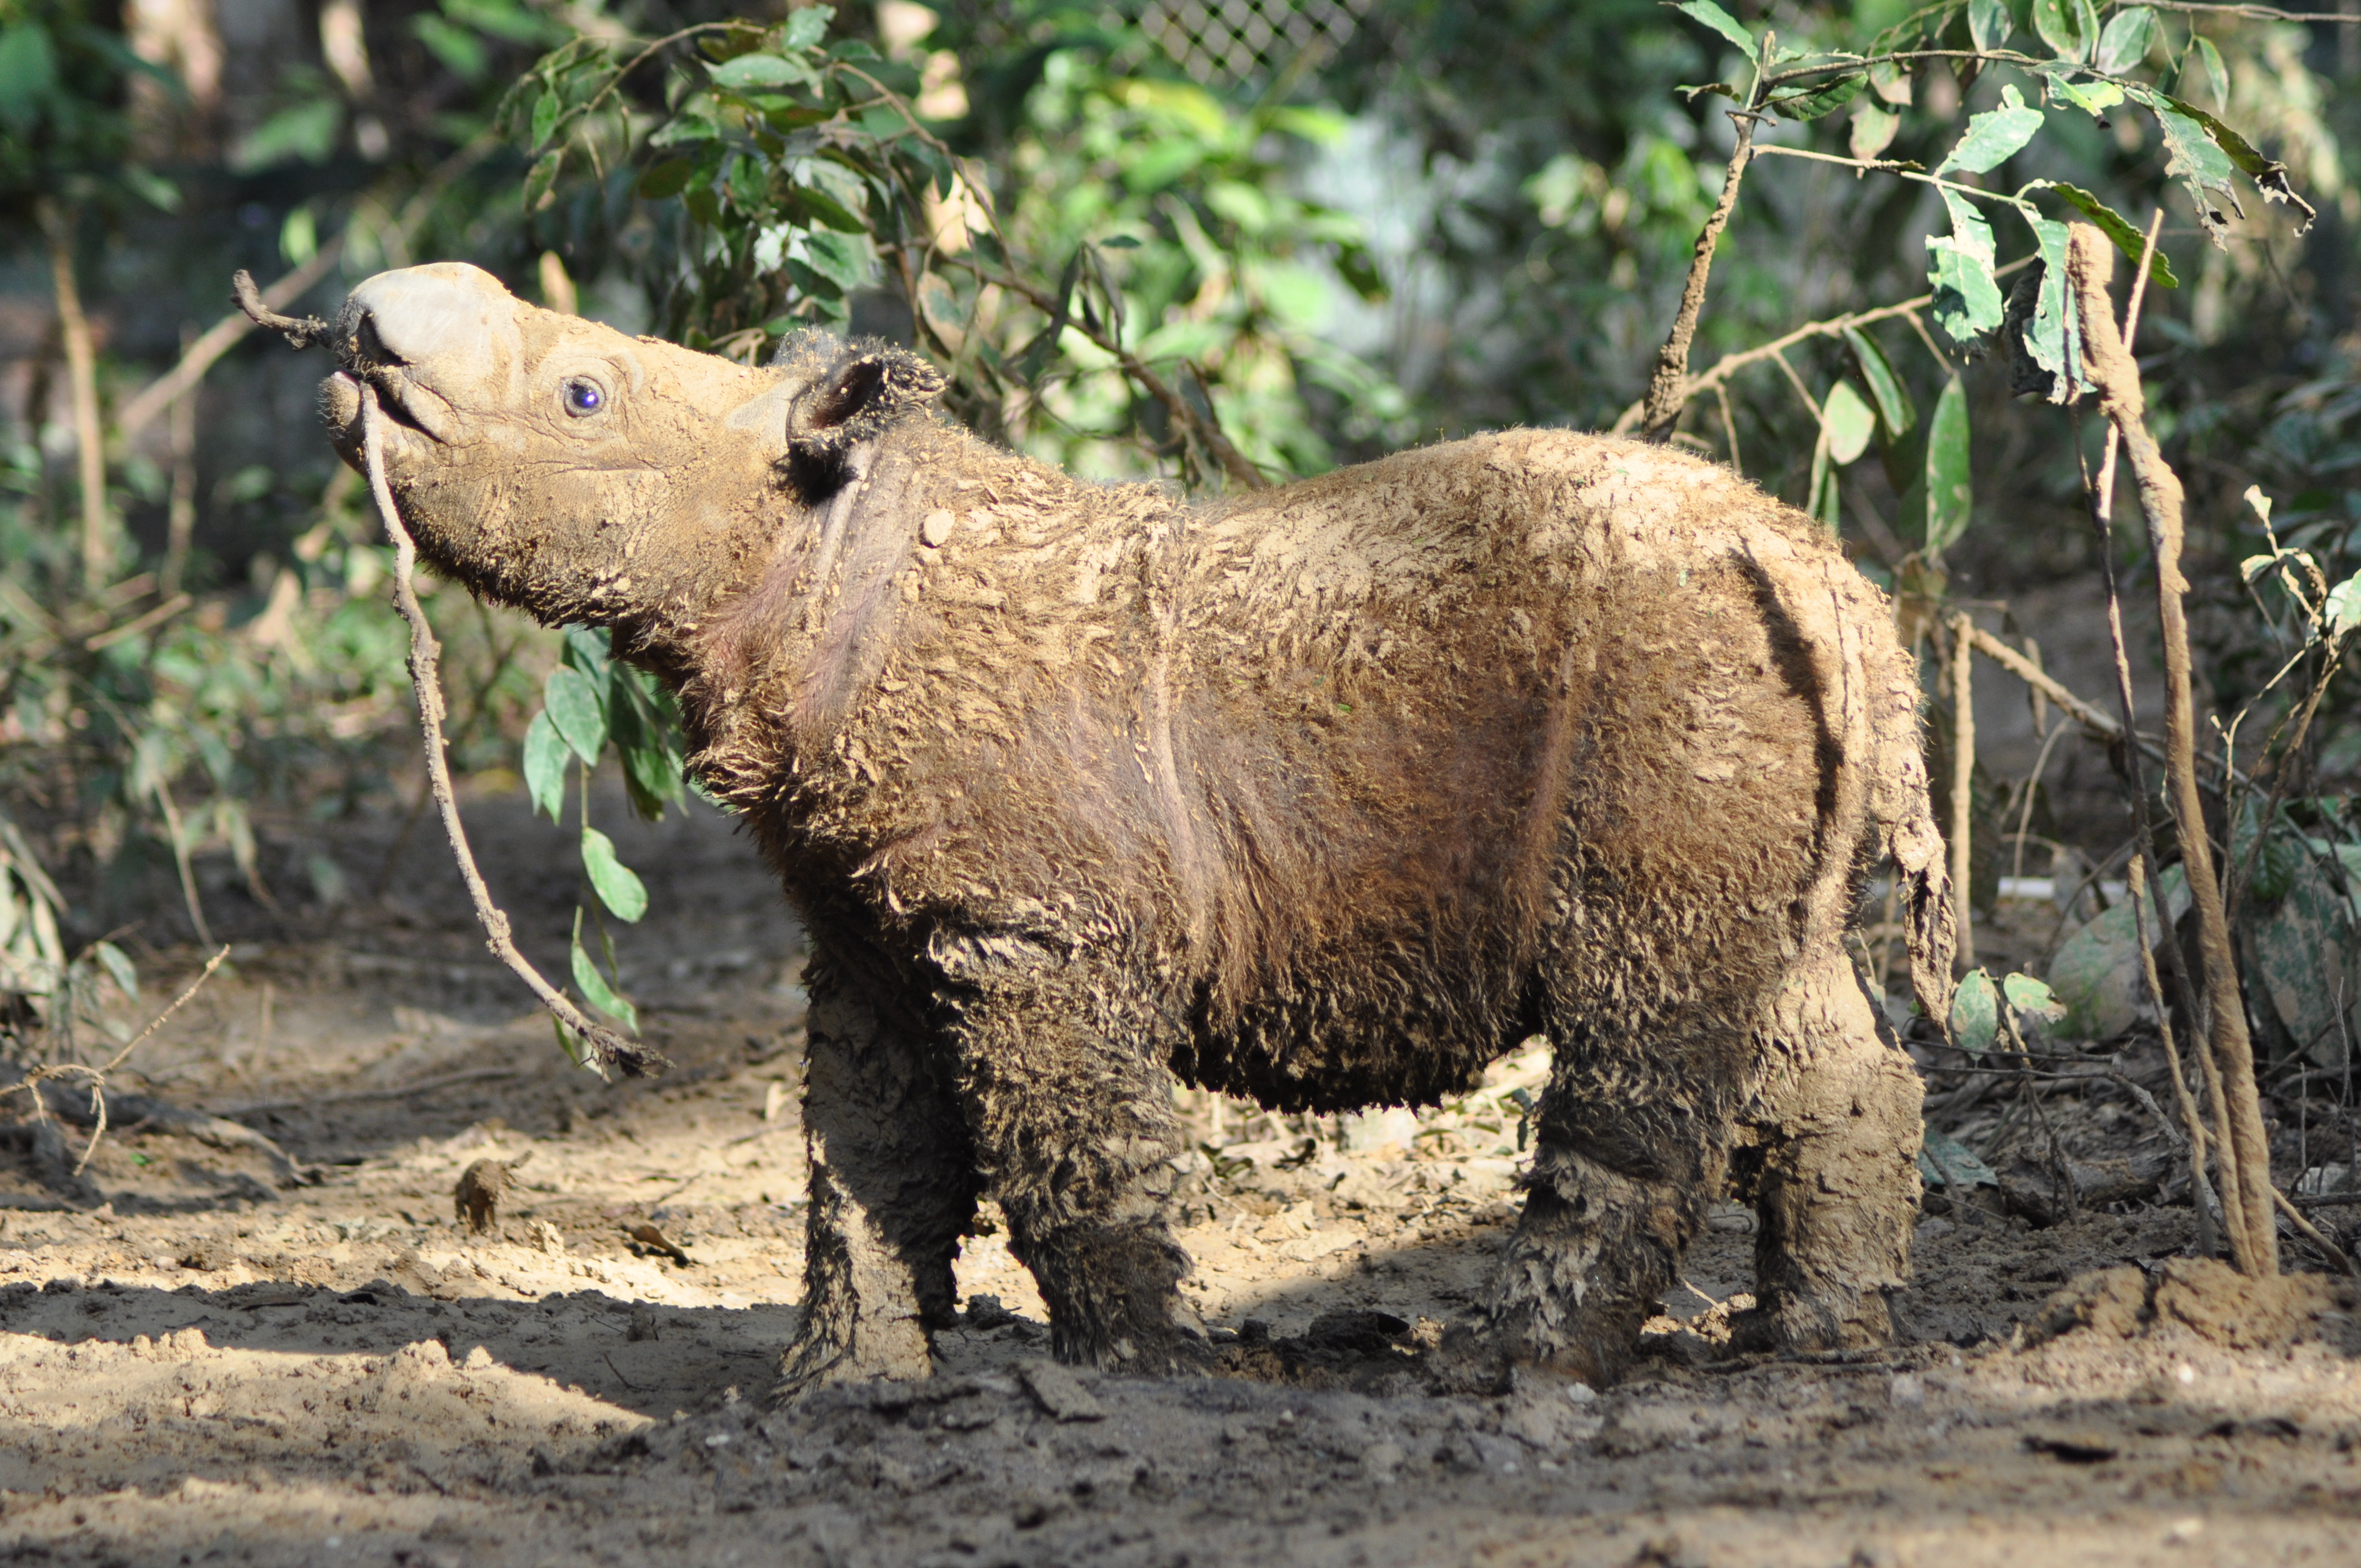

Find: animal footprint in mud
<box><xmin>454</xmin><ymin>1154</ymin><xmax>529</xmax><ymax>1234</ymax></box>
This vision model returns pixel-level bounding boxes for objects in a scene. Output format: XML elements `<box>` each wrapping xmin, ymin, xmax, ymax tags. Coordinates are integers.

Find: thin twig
<box><xmin>2131</xmin><ymin>857</ymin><xmax>2223</xmax><ymax>1256</ymax></box>
<box><xmin>1</xmin><ymin>946</ymin><xmax>231</xmax><ymax>1179</ymax></box>
<box><xmin>353</xmin><ymin>389</ymin><xmax>667</xmax><ymax>1080</ymax></box>
<box><xmin>2071</xmin><ymin>219</ymin><xmax>2277</xmax><ymax>1276</ymax></box>
<box><xmin>1607</xmin><ymin>258</ymin><xmax>2034</xmax><ymax>438</ymax></box>
<box><xmin>1641</xmin><ymin>107</ymin><xmax>1761</xmax><ymax>442</ymax></box>
<box><xmin>1949</xmin><ymin>614</ymin><xmax>1977</xmax><ymax>973</ymax></box>
<box><xmin>2130</xmin><ymin>1</ymin><xmax>2361</xmax><ymax>20</ymax></box>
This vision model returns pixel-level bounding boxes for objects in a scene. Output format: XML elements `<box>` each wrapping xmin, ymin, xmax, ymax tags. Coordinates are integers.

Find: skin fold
<box><xmin>319</xmin><ymin>262</ymin><xmax>1954</xmax><ymax>1398</ymax></box>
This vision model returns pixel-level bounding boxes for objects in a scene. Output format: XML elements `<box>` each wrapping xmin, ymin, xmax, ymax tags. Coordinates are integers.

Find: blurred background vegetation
<box><xmin>2</xmin><ymin>0</ymin><xmax>2358</xmax><ymax>1058</ymax></box>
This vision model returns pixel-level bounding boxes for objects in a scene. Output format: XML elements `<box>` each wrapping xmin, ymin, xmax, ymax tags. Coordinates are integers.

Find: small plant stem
<box><xmin>42</xmin><ymin>203</ymin><xmax>110</xmax><ymax>589</ymax></box>
<box><xmin>161</xmin><ymin>324</ymin><xmax>198</xmax><ymax>600</ymax></box>
<box><xmin>149</xmin><ymin>774</ymin><xmax>214</xmax><ymax>948</ymax></box>
<box><xmin>2069</xmin><ymin>221</ymin><xmax>2277</xmax><ymax>1275</ymax></box>
<box><xmin>1641</xmin><ymin>108</ymin><xmax>1759</xmax><ymax>443</ymax></box>
<box><xmin>356</xmin><ymin>390</ymin><xmax>666</xmax><ymax>1080</ymax></box>
<box><xmin>1949</xmin><ymin>613</ymin><xmax>1976</xmax><ymax>973</ymax></box>
<box><xmin>2130</xmin><ymin>855</ymin><xmax>2222</xmax><ymax>1257</ymax></box>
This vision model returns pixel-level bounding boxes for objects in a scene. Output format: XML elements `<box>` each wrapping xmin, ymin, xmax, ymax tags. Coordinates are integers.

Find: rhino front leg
<box><xmin>949</xmin><ymin>966</ymin><xmax>1205</xmax><ymax>1373</ymax></box>
<box><xmin>775</xmin><ymin>950</ymin><xmax>980</xmax><ymax>1400</ymax></box>
<box><xmin>1729</xmin><ymin>949</ymin><xmax>1922</xmax><ymax>1354</ymax></box>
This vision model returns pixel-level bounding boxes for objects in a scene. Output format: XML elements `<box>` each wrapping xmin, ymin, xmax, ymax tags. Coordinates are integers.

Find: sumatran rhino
<box><xmin>317</xmin><ymin>261</ymin><xmax>1954</xmax><ymax>1396</ymax></box>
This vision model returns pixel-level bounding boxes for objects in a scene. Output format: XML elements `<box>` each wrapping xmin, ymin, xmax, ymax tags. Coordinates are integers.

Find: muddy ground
<box><xmin>6</xmin><ymin>783</ymin><xmax>2361</xmax><ymax>1567</ymax></box>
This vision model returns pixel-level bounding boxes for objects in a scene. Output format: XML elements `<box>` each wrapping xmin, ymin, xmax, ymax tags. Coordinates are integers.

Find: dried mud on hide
<box><xmin>4</xmin><ymin>793</ymin><xmax>2361</xmax><ymax>1566</ymax></box>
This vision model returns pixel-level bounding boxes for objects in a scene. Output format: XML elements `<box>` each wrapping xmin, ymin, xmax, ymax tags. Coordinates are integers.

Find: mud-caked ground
<box><xmin>5</xmin><ymin>786</ymin><xmax>2361</xmax><ymax>1567</ymax></box>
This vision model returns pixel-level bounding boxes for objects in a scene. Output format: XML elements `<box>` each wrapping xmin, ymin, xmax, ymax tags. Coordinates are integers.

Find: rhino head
<box><xmin>317</xmin><ymin>262</ymin><xmax>944</xmax><ymax>651</ymax></box>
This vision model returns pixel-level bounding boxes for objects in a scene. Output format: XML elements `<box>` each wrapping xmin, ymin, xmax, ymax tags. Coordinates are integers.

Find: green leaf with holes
<box><xmin>1936</xmin><ymin>85</ymin><xmax>2045</xmax><ymax>176</ymax></box>
<box><xmin>2001</xmin><ymin>971</ymin><xmax>2066</xmax><ymax>1025</ymax></box>
<box><xmin>1967</xmin><ymin>0</ymin><xmax>2011</xmax><ymax>53</ymax></box>
<box><xmin>1771</xmin><ymin>70</ymin><xmax>1866</xmax><ymax>122</ymax></box>
<box><xmin>2095</xmin><ymin>6</ymin><xmax>2157</xmax><ymax>74</ymax></box>
<box><xmin>580</xmin><ymin>827</ymin><xmax>648</xmax><ymax>923</ymax></box>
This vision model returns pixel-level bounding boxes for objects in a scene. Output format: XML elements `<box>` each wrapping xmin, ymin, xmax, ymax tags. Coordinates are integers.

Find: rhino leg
<box><xmin>1480</xmin><ymin>1031</ymin><xmax>1731</xmax><ymax>1386</ymax></box>
<box><xmin>775</xmin><ymin>952</ymin><xmax>979</xmax><ymax>1401</ymax></box>
<box><xmin>1729</xmin><ymin>949</ymin><xmax>1922</xmax><ymax>1354</ymax></box>
<box><xmin>950</xmin><ymin>970</ymin><xmax>1207</xmax><ymax>1373</ymax></box>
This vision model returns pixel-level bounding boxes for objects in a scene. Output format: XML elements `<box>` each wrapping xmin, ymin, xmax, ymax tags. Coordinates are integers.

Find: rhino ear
<box><xmin>785</xmin><ymin>342</ymin><xmax>945</xmax><ymax>461</ymax></box>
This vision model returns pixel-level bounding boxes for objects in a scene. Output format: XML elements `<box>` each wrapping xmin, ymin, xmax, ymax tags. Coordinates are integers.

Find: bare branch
<box><xmin>2070</xmin><ymin>220</ymin><xmax>2278</xmax><ymax>1276</ymax></box>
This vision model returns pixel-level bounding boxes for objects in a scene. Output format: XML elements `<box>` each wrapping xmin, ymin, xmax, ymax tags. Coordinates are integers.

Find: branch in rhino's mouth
<box><xmin>353</xmin><ymin>367</ymin><xmax>457</xmax><ymax>444</ymax></box>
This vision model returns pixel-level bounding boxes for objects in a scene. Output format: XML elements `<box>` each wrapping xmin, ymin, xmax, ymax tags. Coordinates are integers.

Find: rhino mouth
<box><xmin>320</xmin><ymin>294</ymin><xmax>469</xmax><ymax>454</ymax></box>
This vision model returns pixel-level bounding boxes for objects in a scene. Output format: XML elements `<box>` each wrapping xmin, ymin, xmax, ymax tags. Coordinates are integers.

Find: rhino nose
<box><xmin>336</xmin><ymin>262</ymin><xmax>519</xmax><ymax>369</ymax></box>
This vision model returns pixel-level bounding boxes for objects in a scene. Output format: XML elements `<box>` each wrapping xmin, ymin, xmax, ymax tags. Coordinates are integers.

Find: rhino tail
<box><xmin>1749</xmin><ymin>541</ymin><xmax>1955</xmax><ymax>1034</ymax></box>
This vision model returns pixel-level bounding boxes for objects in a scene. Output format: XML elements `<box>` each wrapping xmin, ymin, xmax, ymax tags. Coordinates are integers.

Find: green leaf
<box><xmin>523</xmin><ymin>149</ymin><xmax>562</xmax><ymax>214</ymax></box>
<box><xmin>2001</xmin><ymin>971</ymin><xmax>2066</xmax><ymax>1023</ymax></box>
<box><xmin>800</xmin><ymin>230</ymin><xmax>870</xmax><ymax>293</ymax></box>
<box><xmin>561</xmin><ymin>624</ymin><xmax>612</xmax><ymax>682</ymax></box>
<box><xmin>0</xmin><ymin>25</ymin><xmax>59</xmax><ymax>130</ymax></box>
<box><xmin>637</xmin><ymin>157</ymin><xmax>694</xmax><ymax>199</ymax></box>
<box><xmin>2130</xmin><ymin>86</ymin><xmax>2317</xmax><ymax>232</ymax></box>
<box><xmin>1770</xmin><ymin>69</ymin><xmax>1867</xmax><ymax>121</ymax></box>
<box><xmin>784</xmin><ymin>181</ymin><xmax>867</xmax><ymax>233</ymax></box>
<box><xmin>1967</xmin><ymin>0</ymin><xmax>2011</xmax><ymax>53</ymax></box>
<box><xmin>1851</xmin><ymin>101</ymin><xmax>1900</xmax><ymax>161</ymax></box>
<box><xmin>2031</xmin><ymin>0</ymin><xmax>2100</xmax><ymax>61</ymax></box>
<box><xmin>2046</xmin><ymin>184</ymin><xmax>2178</xmax><ymax>286</ymax></box>
<box><xmin>529</xmin><ymin>87</ymin><xmax>559</xmax><ymax>149</ymax></box>
<box><xmin>781</xmin><ymin>4</ymin><xmax>834</xmax><ymax>50</ymax></box>
<box><xmin>709</xmin><ymin>52</ymin><xmax>819</xmax><ymax>89</ymax></box>
<box><xmin>543</xmin><ymin>665</ymin><xmax>607</xmax><ymax>765</ymax></box>
<box><xmin>1869</xmin><ymin>57</ymin><xmax>1912</xmax><ymax>107</ymax></box>
<box><xmin>2191</xmin><ymin>32</ymin><xmax>2227</xmax><ymax>108</ymax></box>
<box><xmin>1670</xmin><ymin>0</ymin><xmax>1756</xmax><ymax>56</ymax></box>
<box><xmin>609</xmin><ymin>667</ymin><xmax>686</xmax><ymax>823</ymax></box>
<box><xmin>1844</xmin><ymin>325</ymin><xmax>1916</xmax><ymax>439</ymax></box>
<box><xmin>92</xmin><ymin>940</ymin><xmax>138</xmax><ymax>1002</ymax></box>
<box><xmin>570</xmin><ymin>909</ymin><xmax>638</xmax><ymax>1032</ymax></box>
<box><xmin>580</xmin><ymin>827</ymin><xmax>649</xmax><ymax>922</ymax></box>
<box><xmin>2095</xmin><ymin>6</ymin><xmax>2157</xmax><ymax>74</ymax></box>
<box><xmin>1936</xmin><ymin>84</ymin><xmax>2044</xmax><ymax>176</ymax></box>
<box><xmin>1823</xmin><ymin>379</ymin><xmax>1877</xmax><ymax>466</ymax></box>
<box><xmin>1924</xmin><ymin>374</ymin><xmax>1972</xmax><ymax>556</ymax></box>
<box><xmin>1950</xmin><ymin>967</ymin><xmax>1999</xmax><ymax>1055</ymax></box>
<box><xmin>230</xmin><ymin>98</ymin><xmax>345</xmax><ymax>173</ymax></box>
<box><xmin>2046</xmin><ymin>72</ymin><xmax>2124</xmax><ymax>118</ymax></box>
<box><xmin>411</xmin><ymin>14</ymin><xmax>488</xmax><ymax>80</ymax></box>
<box><xmin>2327</xmin><ymin>575</ymin><xmax>2361</xmax><ymax>640</ymax></box>
<box><xmin>524</xmin><ymin>709</ymin><xmax>569</xmax><ymax>821</ymax></box>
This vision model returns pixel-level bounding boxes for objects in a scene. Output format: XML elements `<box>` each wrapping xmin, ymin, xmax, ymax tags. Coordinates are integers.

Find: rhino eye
<box><xmin>561</xmin><ymin>378</ymin><xmax>605</xmax><ymax>417</ymax></box>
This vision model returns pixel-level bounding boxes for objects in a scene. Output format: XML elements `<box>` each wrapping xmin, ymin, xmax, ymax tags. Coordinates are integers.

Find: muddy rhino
<box><xmin>317</xmin><ymin>262</ymin><xmax>1952</xmax><ymax>1397</ymax></box>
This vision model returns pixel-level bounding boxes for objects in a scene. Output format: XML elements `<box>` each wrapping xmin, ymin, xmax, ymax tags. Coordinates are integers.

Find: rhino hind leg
<box><xmin>1479</xmin><ymin>1044</ymin><xmax>1726</xmax><ymax>1386</ymax></box>
<box><xmin>1728</xmin><ymin>948</ymin><xmax>1923</xmax><ymax>1355</ymax></box>
<box><xmin>775</xmin><ymin>955</ymin><xmax>980</xmax><ymax>1402</ymax></box>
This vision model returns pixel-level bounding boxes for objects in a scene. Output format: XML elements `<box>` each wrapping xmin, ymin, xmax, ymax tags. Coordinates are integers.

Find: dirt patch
<box><xmin>2032</xmin><ymin>1259</ymin><xmax>2361</xmax><ymax>1354</ymax></box>
<box><xmin>5</xmin><ymin>790</ymin><xmax>2361</xmax><ymax>1566</ymax></box>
